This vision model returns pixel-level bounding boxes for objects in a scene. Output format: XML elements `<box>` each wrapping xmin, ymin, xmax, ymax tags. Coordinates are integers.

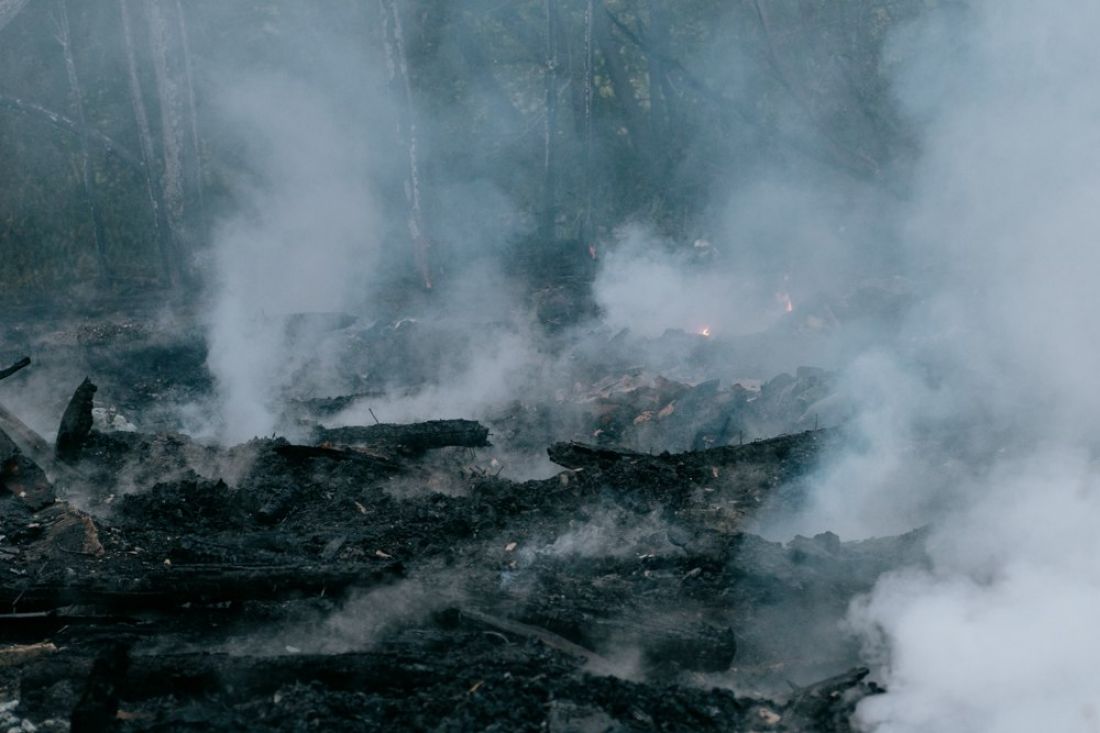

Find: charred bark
<box><xmin>56</xmin><ymin>377</ymin><xmax>97</xmax><ymax>462</ymax></box>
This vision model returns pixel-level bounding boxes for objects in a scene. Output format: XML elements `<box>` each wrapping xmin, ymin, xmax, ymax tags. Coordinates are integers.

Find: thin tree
<box><xmin>146</xmin><ymin>0</ymin><xmax>188</xmax><ymax>281</ymax></box>
<box><xmin>173</xmin><ymin>0</ymin><xmax>204</xmax><ymax>218</ymax></box>
<box><xmin>53</xmin><ymin>0</ymin><xmax>110</xmax><ymax>282</ymax></box>
<box><xmin>379</xmin><ymin>0</ymin><xmax>431</xmax><ymax>289</ymax></box>
<box><xmin>120</xmin><ymin>0</ymin><xmax>175</xmax><ymax>286</ymax></box>
<box><xmin>540</xmin><ymin>0</ymin><xmax>559</xmax><ymax>242</ymax></box>
<box><xmin>582</xmin><ymin>0</ymin><xmax>594</xmax><ymax>246</ymax></box>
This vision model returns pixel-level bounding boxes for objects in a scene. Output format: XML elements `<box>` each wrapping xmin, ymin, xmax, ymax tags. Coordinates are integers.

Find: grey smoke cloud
<box><xmin>775</xmin><ymin>0</ymin><xmax>1100</xmax><ymax>729</ymax></box>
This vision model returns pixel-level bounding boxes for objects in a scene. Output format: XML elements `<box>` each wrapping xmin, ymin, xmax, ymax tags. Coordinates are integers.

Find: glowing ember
<box><xmin>698</xmin><ymin>326</ymin><xmax>712</xmax><ymax>337</ymax></box>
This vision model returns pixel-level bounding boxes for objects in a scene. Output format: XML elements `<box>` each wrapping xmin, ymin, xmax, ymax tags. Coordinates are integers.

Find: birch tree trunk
<box><xmin>146</xmin><ymin>0</ymin><xmax>188</xmax><ymax>282</ymax></box>
<box><xmin>54</xmin><ymin>0</ymin><xmax>110</xmax><ymax>282</ymax></box>
<box><xmin>120</xmin><ymin>0</ymin><xmax>176</xmax><ymax>287</ymax></box>
<box><xmin>379</xmin><ymin>0</ymin><xmax>431</xmax><ymax>289</ymax></box>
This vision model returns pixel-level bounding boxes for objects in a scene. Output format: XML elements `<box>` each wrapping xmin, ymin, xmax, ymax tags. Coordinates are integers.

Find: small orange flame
<box><xmin>777</xmin><ymin>292</ymin><xmax>794</xmax><ymax>313</ymax></box>
<box><xmin>698</xmin><ymin>326</ymin><xmax>712</xmax><ymax>338</ymax></box>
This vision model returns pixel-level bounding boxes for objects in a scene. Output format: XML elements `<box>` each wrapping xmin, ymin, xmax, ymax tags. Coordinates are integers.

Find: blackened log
<box><xmin>313</xmin><ymin>419</ymin><xmax>490</xmax><ymax>454</ymax></box>
<box><xmin>70</xmin><ymin>642</ymin><xmax>130</xmax><ymax>733</ymax></box>
<box><xmin>0</xmin><ymin>561</ymin><xmax>403</xmax><ymax>613</ymax></box>
<box><xmin>24</xmin><ymin>650</ymin><xmax>442</xmax><ymax>707</ymax></box>
<box><xmin>0</xmin><ymin>356</ymin><xmax>29</xmax><ymax>381</ymax></box>
<box><xmin>56</xmin><ymin>377</ymin><xmax>97</xmax><ymax>462</ymax></box>
<box><xmin>273</xmin><ymin>442</ymin><xmax>401</xmax><ymax>472</ymax></box>
<box><xmin>546</xmin><ymin>441</ymin><xmax>646</xmax><ymax>472</ymax></box>
<box><xmin>548</xmin><ymin>429</ymin><xmax>834</xmax><ymax>480</ymax></box>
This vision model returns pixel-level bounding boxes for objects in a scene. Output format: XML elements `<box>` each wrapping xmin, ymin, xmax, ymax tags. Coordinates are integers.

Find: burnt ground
<box><xmin>0</xmin><ymin>309</ymin><xmax>928</xmax><ymax>732</ymax></box>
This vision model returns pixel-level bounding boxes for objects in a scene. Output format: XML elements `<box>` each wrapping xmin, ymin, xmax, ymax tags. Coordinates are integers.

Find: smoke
<box><xmin>759</xmin><ymin>0</ymin><xmax>1100</xmax><ymax>729</ymax></box>
<box><xmin>201</xmin><ymin>68</ymin><xmax>382</xmax><ymax>442</ymax></box>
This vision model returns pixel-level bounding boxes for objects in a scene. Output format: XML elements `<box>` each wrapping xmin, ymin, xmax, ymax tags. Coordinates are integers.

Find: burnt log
<box><xmin>0</xmin><ymin>561</ymin><xmax>403</xmax><ymax>614</ymax></box>
<box><xmin>548</xmin><ymin>428</ymin><xmax>834</xmax><ymax>482</ymax></box>
<box><xmin>313</xmin><ymin>419</ymin><xmax>490</xmax><ymax>454</ymax></box>
<box><xmin>70</xmin><ymin>642</ymin><xmax>131</xmax><ymax>733</ymax></box>
<box><xmin>56</xmin><ymin>377</ymin><xmax>97</xmax><ymax>462</ymax></box>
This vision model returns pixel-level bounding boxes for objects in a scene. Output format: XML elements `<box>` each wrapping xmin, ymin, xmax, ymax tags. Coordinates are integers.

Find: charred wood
<box><xmin>70</xmin><ymin>642</ymin><xmax>130</xmax><ymax>733</ymax></box>
<box><xmin>313</xmin><ymin>419</ymin><xmax>490</xmax><ymax>455</ymax></box>
<box><xmin>56</xmin><ymin>377</ymin><xmax>97</xmax><ymax>462</ymax></box>
<box><xmin>0</xmin><ymin>561</ymin><xmax>403</xmax><ymax>614</ymax></box>
<box><xmin>548</xmin><ymin>428</ymin><xmax>833</xmax><ymax>482</ymax></box>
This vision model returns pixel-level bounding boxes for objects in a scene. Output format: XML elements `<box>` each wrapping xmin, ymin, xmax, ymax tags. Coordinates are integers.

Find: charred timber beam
<box><xmin>313</xmin><ymin>419</ymin><xmax>490</xmax><ymax>455</ymax></box>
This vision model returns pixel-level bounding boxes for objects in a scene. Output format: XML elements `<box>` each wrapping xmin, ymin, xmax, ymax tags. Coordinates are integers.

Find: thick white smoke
<box><xmin>203</xmin><ymin>73</ymin><xmax>381</xmax><ymax>442</ymax></box>
<box><xmin>787</xmin><ymin>1</ymin><xmax>1100</xmax><ymax>729</ymax></box>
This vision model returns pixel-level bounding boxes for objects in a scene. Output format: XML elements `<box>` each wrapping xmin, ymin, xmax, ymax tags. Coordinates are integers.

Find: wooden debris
<box><xmin>0</xmin><ymin>641</ymin><xmax>57</xmax><ymax>668</ymax></box>
<box><xmin>56</xmin><ymin>377</ymin><xmax>97</xmax><ymax>462</ymax></box>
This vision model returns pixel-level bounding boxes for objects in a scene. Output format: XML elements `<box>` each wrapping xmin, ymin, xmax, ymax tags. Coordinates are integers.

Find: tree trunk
<box><xmin>54</xmin><ymin>0</ymin><xmax>110</xmax><ymax>283</ymax></box>
<box><xmin>582</xmin><ymin>0</ymin><xmax>594</xmax><ymax>245</ymax></box>
<box><xmin>540</xmin><ymin>0</ymin><xmax>559</xmax><ymax>241</ymax></box>
<box><xmin>379</xmin><ymin>0</ymin><xmax>431</xmax><ymax>289</ymax></box>
<box><xmin>119</xmin><ymin>0</ymin><xmax>176</xmax><ymax>287</ymax></box>
<box><xmin>173</xmin><ymin>0</ymin><xmax>205</xmax><ymax>218</ymax></box>
<box><xmin>145</xmin><ymin>0</ymin><xmax>188</xmax><ymax>283</ymax></box>
<box><xmin>597</xmin><ymin>3</ymin><xmax>648</xmax><ymax>156</ymax></box>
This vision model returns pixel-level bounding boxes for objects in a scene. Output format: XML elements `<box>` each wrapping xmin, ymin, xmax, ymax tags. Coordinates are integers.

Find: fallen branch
<box><xmin>0</xmin><ymin>356</ymin><xmax>29</xmax><ymax>381</ymax></box>
<box><xmin>458</xmin><ymin>607</ymin><xmax>616</xmax><ymax>674</ymax></box>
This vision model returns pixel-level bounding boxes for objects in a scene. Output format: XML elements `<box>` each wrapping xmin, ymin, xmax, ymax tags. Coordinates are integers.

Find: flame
<box><xmin>776</xmin><ymin>292</ymin><xmax>794</xmax><ymax>313</ymax></box>
<box><xmin>698</xmin><ymin>326</ymin><xmax>712</xmax><ymax>338</ymax></box>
